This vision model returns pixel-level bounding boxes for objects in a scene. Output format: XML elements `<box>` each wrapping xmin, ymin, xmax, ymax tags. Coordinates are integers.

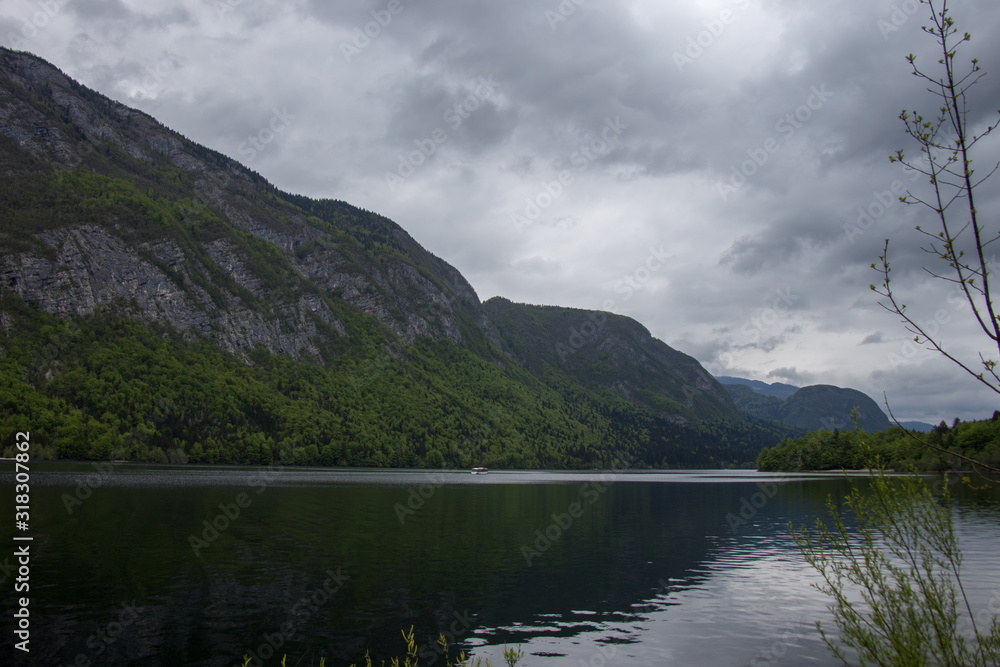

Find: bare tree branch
<box><xmin>878</xmin><ymin>1</ymin><xmax>1000</xmax><ymax>418</ymax></box>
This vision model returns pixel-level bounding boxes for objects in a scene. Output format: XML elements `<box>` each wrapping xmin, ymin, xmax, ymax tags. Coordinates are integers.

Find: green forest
<box><xmin>756</xmin><ymin>417</ymin><xmax>1000</xmax><ymax>472</ymax></box>
<box><xmin>0</xmin><ymin>294</ymin><xmax>792</xmax><ymax>469</ymax></box>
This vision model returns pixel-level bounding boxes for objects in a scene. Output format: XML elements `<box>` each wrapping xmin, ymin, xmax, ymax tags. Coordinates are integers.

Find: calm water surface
<box><xmin>1</xmin><ymin>464</ymin><xmax>998</xmax><ymax>666</ymax></box>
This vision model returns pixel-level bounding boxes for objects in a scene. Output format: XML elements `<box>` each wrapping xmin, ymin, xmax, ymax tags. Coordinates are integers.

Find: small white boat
<box><xmin>470</xmin><ymin>467</ymin><xmax>488</xmax><ymax>475</ymax></box>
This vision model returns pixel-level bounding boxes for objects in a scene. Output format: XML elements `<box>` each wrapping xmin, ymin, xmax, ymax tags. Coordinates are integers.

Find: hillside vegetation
<box><xmin>723</xmin><ymin>382</ymin><xmax>890</xmax><ymax>432</ymax></box>
<box><xmin>0</xmin><ymin>47</ymin><xmax>799</xmax><ymax>469</ymax></box>
<box><xmin>757</xmin><ymin>417</ymin><xmax>1000</xmax><ymax>472</ymax></box>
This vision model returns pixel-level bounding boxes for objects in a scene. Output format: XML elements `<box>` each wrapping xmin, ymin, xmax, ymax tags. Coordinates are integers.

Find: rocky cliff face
<box><xmin>0</xmin><ymin>47</ymin><xmax>498</xmax><ymax>360</ymax></box>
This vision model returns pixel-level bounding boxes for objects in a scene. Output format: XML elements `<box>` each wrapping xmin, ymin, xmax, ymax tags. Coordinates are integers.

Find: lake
<box><xmin>1</xmin><ymin>464</ymin><xmax>998</xmax><ymax>666</ymax></box>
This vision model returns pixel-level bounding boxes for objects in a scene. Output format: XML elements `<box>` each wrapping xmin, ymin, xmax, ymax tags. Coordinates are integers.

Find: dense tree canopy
<box><xmin>757</xmin><ymin>416</ymin><xmax>1000</xmax><ymax>472</ymax></box>
<box><xmin>0</xmin><ymin>296</ymin><xmax>789</xmax><ymax>469</ymax></box>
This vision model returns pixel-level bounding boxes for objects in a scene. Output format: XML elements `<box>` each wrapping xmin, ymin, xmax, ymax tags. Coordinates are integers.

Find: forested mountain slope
<box><xmin>0</xmin><ymin>47</ymin><xmax>794</xmax><ymax>467</ymax></box>
<box><xmin>721</xmin><ymin>379</ymin><xmax>891</xmax><ymax>433</ymax></box>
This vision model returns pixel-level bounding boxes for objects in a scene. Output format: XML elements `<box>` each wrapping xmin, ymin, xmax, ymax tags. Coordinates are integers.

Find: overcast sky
<box><xmin>4</xmin><ymin>0</ymin><xmax>1000</xmax><ymax>423</ymax></box>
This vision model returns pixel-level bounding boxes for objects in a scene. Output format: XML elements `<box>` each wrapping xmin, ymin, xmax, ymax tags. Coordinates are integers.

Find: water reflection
<box><xmin>0</xmin><ymin>465</ymin><xmax>996</xmax><ymax>666</ymax></box>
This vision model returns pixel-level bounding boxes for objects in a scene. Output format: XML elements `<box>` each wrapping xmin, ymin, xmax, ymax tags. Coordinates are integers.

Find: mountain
<box><xmin>721</xmin><ymin>385</ymin><xmax>788</xmax><ymax>423</ymax></box>
<box><xmin>0</xmin><ymin>48</ymin><xmax>499</xmax><ymax>358</ymax></box>
<box><xmin>483</xmin><ymin>298</ymin><xmax>736</xmax><ymax>422</ymax></box>
<box><xmin>0</xmin><ymin>47</ymin><xmax>793</xmax><ymax>468</ymax></box>
<box><xmin>715</xmin><ymin>376</ymin><xmax>799</xmax><ymax>400</ymax></box>
<box><xmin>719</xmin><ymin>376</ymin><xmax>891</xmax><ymax>433</ymax></box>
<box><xmin>778</xmin><ymin>385</ymin><xmax>890</xmax><ymax>432</ymax></box>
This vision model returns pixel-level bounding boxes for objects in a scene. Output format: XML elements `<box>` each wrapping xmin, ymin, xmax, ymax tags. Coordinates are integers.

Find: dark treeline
<box><xmin>757</xmin><ymin>417</ymin><xmax>1000</xmax><ymax>472</ymax></box>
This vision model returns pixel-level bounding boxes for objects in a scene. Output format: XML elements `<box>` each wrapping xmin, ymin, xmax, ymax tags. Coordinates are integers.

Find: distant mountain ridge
<box><xmin>715</xmin><ymin>376</ymin><xmax>799</xmax><ymax>400</ymax></box>
<box><xmin>717</xmin><ymin>377</ymin><xmax>897</xmax><ymax>433</ymax></box>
